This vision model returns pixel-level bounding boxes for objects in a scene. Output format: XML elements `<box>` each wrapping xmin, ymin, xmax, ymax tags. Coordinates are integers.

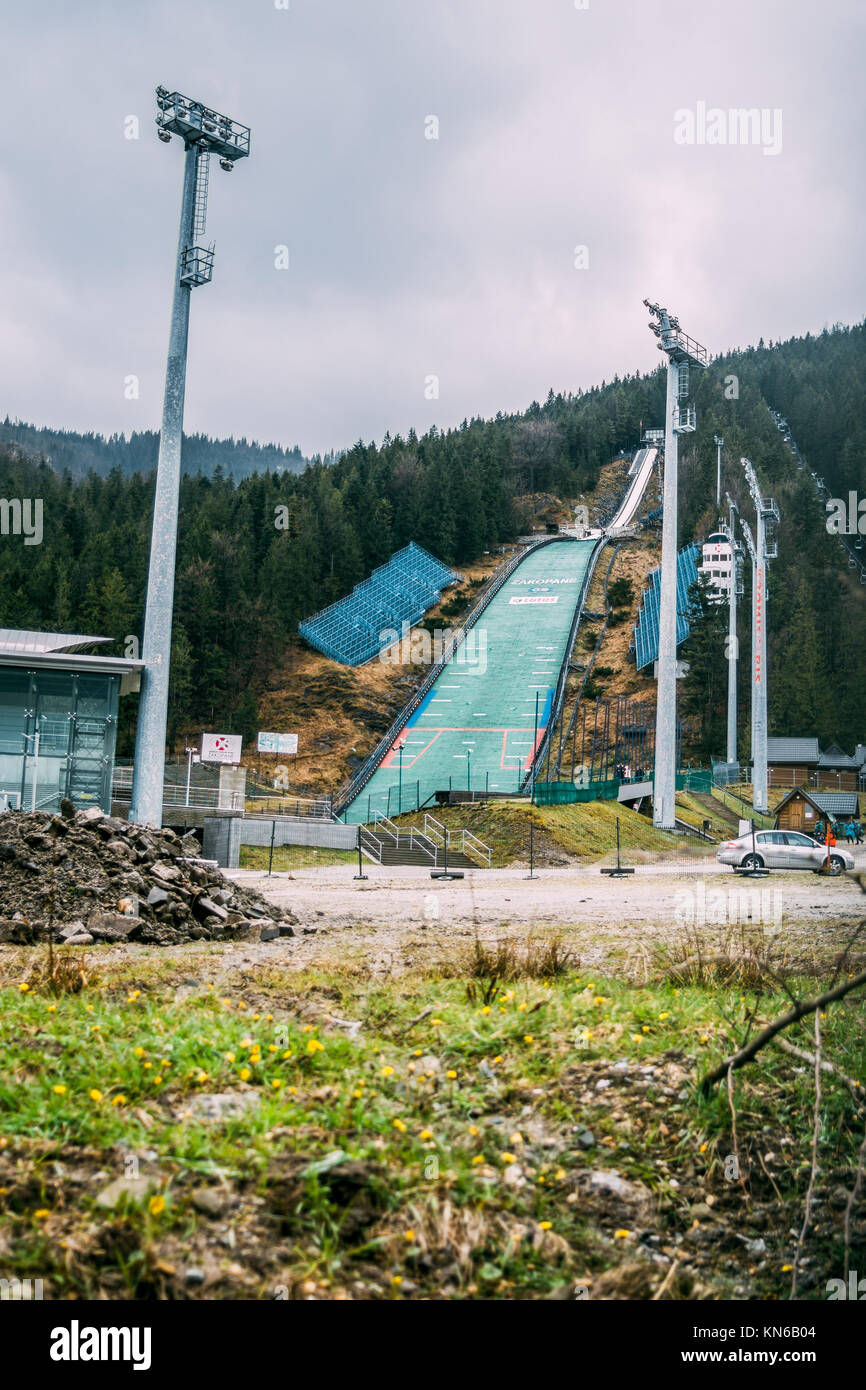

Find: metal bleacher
<box><xmin>632</xmin><ymin>543</ymin><xmax>700</xmax><ymax>671</ymax></box>
<box><xmin>298</xmin><ymin>541</ymin><xmax>459</xmax><ymax>666</ymax></box>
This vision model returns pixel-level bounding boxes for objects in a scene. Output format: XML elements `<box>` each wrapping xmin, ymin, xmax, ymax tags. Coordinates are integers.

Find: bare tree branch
<box><xmin>698</xmin><ymin>968</ymin><xmax>866</xmax><ymax>1095</ymax></box>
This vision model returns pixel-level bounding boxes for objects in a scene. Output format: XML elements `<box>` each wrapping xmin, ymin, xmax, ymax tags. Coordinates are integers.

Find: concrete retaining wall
<box><xmin>203</xmin><ymin>815</ymin><xmax>357</xmax><ymax>870</ymax></box>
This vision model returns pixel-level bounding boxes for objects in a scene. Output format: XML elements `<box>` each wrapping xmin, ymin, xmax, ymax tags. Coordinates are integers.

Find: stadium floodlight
<box><xmin>130</xmin><ymin>87</ymin><xmax>250</xmax><ymax>828</ymax></box>
<box><xmin>740</xmin><ymin>458</ymin><xmax>780</xmax><ymax>816</ymax></box>
<box><xmin>643</xmin><ymin>300</ymin><xmax>708</xmax><ymax>829</ymax></box>
<box><xmin>720</xmin><ymin>491</ymin><xmax>744</xmax><ymax>764</ymax></box>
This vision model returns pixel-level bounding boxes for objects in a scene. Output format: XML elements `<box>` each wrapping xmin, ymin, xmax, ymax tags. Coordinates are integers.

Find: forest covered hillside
<box><xmin>0</xmin><ymin>420</ymin><xmax>313</xmax><ymax>482</ymax></box>
<box><xmin>1</xmin><ymin>320</ymin><xmax>864</xmax><ymax>757</ymax></box>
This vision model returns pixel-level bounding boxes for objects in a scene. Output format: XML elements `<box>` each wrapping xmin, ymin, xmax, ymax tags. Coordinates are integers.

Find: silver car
<box><xmin>717</xmin><ymin>830</ymin><xmax>855</xmax><ymax>876</ymax></box>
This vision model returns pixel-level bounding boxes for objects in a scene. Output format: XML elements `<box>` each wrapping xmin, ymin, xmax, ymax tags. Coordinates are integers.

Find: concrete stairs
<box><xmin>376</xmin><ymin>844</ymin><xmax>475</xmax><ymax>868</ymax></box>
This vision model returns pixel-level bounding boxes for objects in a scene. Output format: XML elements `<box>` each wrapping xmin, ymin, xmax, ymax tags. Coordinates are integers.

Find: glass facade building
<box><xmin>0</xmin><ymin>632</ymin><xmax>143</xmax><ymax>815</ymax></box>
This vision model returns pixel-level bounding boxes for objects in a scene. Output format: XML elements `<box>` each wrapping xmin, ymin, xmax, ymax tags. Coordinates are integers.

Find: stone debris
<box><xmin>0</xmin><ymin>808</ymin><xmax>296</xmax><ymax>946</ymax></box>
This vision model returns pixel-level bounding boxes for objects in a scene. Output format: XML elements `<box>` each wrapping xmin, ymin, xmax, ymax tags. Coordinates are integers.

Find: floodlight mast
<box><xmin>740</xmin><ymin>457</ymin><xmax>780</xmax><ymax>816</ymax></box>
<box><xmin>643</xmin><ymin>300</ymin><xmax>708</xmax><ymax>828</ymax></box>
<box><xmin>721</xmin><ymin>491</ymin><xmax>743</xmax><ymax>764</ymax></box>
<box><xmin>130</xmin><ymin>88</ymin><xmax>250</xmax><ymax>827</ymax></box>
<box><xmin>739</xmin><ymin>516</ymin><xmax>759</xmax><ymax>795</ymax></box>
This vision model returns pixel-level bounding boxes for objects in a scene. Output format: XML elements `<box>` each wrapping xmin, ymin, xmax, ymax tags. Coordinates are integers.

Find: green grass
<box><xmin>1</xmin><ymin>941</ymin><xmax>863</xmax><ymax>1299</ymax></box>
<box><xmin>383</xmin><ymin>798</ymin><xmax>686</xmax><ymax>865</ymax></box>
<box><xmin>238</xmin><ymin>844</ymin><xmax>355</xmax><ymax>872</ymax></box>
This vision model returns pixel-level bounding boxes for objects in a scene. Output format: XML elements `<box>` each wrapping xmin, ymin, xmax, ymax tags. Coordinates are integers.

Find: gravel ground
<box><xmin>222</xmin><ymin>858</ymin><xmax>866</xmax><ymax>978</ymax></box>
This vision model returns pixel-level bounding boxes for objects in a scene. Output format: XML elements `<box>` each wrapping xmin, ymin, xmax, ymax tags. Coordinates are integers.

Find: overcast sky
<box><xmin>0</xmin><ymin>0</ymin><xmax>863</xmax><ymax>458</ymax></box>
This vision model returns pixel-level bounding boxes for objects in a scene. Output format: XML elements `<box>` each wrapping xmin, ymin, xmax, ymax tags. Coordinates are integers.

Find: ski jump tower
<box><xmin>740</xmin><ymin>459</ymin><xmax>780</xmax><ymax>815</ymax></box>
<box><xmin>643</xmin><ymin>300</ymin><xmax>708</xmax><ymax>829</ymax></box>
<box><xmin>131</xmin><ymin>88</ymin><xmax>250</xmax><ymax>827</ymax></box>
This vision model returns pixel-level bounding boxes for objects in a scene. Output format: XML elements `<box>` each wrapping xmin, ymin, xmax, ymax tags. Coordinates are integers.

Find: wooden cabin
<box><xmin>767</xmin><ymin>737</ymin><xmax>860</xmax><ymax>792</ymax></box>
<box><xmin>774</xmin><ymin>787</ymin><xmax>860</xmax><ymax>834</ymax></box>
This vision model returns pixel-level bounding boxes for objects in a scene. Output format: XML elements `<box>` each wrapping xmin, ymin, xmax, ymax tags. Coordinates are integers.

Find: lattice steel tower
<box><xmin>643</xmin><ymin>301</ymin><xmax>708</xmax><ymax>828</ymax></box>
<box><xmin>130</xmin><ymin>88</ymin><xmax>250</xmax><ymax>827</ymax></box>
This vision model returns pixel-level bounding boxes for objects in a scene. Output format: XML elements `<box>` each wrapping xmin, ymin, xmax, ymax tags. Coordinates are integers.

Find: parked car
<box><xmin>717</xmin><ymin>830</ymin><xmax>854</xmax><ymax>876</ymax></box>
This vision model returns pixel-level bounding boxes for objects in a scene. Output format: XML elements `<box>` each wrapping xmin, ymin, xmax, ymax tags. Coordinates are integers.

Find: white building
<box><xmin>700</xmin><ymin>531</ymin><xmax>734</xmax><ymax>599</ymax></box>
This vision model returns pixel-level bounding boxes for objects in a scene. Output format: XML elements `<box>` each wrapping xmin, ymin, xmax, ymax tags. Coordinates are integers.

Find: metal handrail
<box><xmin>423</xmin><ymin>812</ymin><xmax>446</xmax><ymax>845</ymax></box>
<box><xmin>359</xmin><ymin>826</ymin><xmax>383</xmax><ymax>862</ymax></box>
<box><xmin>372</xmin><ymin>811</ymin><xmax>401</xmax><ymax>845</ymax></box>
<box><xmin>245</xmin><ymin>794</ymin><xmax>334</xmax><ymax>819</ymax></box>
<box><xmin>461</xmin><ymin>829</ymin><xmax>492</xmax><ymax>867</ymax></box>
<box><xmin>408</xmin><ymin>829</ymin><xmax>437</xmax><ymax>861</ymax></box>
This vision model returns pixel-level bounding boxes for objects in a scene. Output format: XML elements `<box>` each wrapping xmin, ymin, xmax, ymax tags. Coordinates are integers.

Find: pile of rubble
<box><xmin>0</xmin><ymin>806</ymin><xmax>297</xmax><ymax>946</ymax></box>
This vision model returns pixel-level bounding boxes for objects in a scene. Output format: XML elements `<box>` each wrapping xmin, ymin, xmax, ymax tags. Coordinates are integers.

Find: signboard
<box><xmin>201</xmin><ymin>733</ymin><xmax>243</xmax><ymax>764</ymax></box>
<box><xmin>257</xmin><ymin>731</ymin><xmax>299</xmax><ymax>755</ymax></box>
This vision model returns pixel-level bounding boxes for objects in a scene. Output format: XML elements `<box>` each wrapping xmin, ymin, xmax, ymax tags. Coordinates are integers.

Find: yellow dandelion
<box><xmin>111</xmin><ymin>1095</ymin><xmax>127</xmax><ymax>1107</ymax></box>
<box><xmin>148</xmin><ymin>1195</ymin><xmax>166</xmax><ymax>1216</ymax></box>
<box><xmin>614</xmin><ymin>1229</ymin><xmax>631</xmax><ymax>1239</ymax></box>
<box><xmin>381</xmin><ymin>1065</ymin><xmax>395</xmax><ymax>1077</ymax></box>
<box><xmin>539</xmin><ymin>1221</ymin><xmax>552</xmax><ymax>1231</ymax></box>
<box><xmin>306</xmin><ymin>1039</ymin><xmax>324</xmax><ymax>1054</ymax></box>
<box><xmin>446</xmin><ymin>1070</ymin><xmax>457</xmax><ymax>1080</ymax></box>
<box><xmin>224</xmin><ymin>1051</ymin><xmax>236</xmax><ymax>1063</ymax></box>
<box><xmin>18</xmin><ymin>982</ymin><xmax>29</xmax><ymax>993</ymax></box>
<box><xmin>239</xmin><ymin>1067</ymin><xmax>252</xmax><ymax>1082</ymax></box>
<box><xmin>404</xmin><ymin>1229</ymin><xmax>415</xmax><ymax>1242</ymax></box>
<box><xmin>52</xmin><ymin>1084</ymin><xmax>67</xmax><ymax>1095</ymax></box>
<box><xmin>33</xmin><ymin>1208</ymin><xmax>50</xmax><ymax>1219</ymax></box>
<box><xmin>420</xmin><ymin>1130</ymin><xmax>433</xmax><ymax>1140</ymax></box>
<box><xmin>89</xmin><ymin>1089</ymin><xmax>103</xmax><ymax>1103</ymax></box>
<box><xmin>271</xmin><ymin>1079</ymin><xmax>282</xmax><ymax>1090</ymax></box>
<box><xmin>134</xmin><ymin>1046</ymin><xmax>145</xmax><ymax>1058</ymax></box>
<box><xmin>471</xmin><ymin>1155</ymin><xmax>484</xmax><ymax>1165</ymax></box>
<box><xmin>501</xmin><ymin>1152</ymin><xmax>517</xmax><ymax>1164</ymax></box>
<box><xmin>523</xmin><ymin>1035</ymin><xmax>534</xmax><ymax>1044</ymax></box>
<box><xmin>392</xmin><ymin>1119</ymin><xmax>406</xmax><ymax>1132</ymax></box>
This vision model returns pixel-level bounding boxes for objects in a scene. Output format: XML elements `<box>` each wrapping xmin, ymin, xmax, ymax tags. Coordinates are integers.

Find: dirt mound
<box><xmin>0</xmin><ymin>807</ymin><xmax>296</xmax><ymax>946</ymax></box>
